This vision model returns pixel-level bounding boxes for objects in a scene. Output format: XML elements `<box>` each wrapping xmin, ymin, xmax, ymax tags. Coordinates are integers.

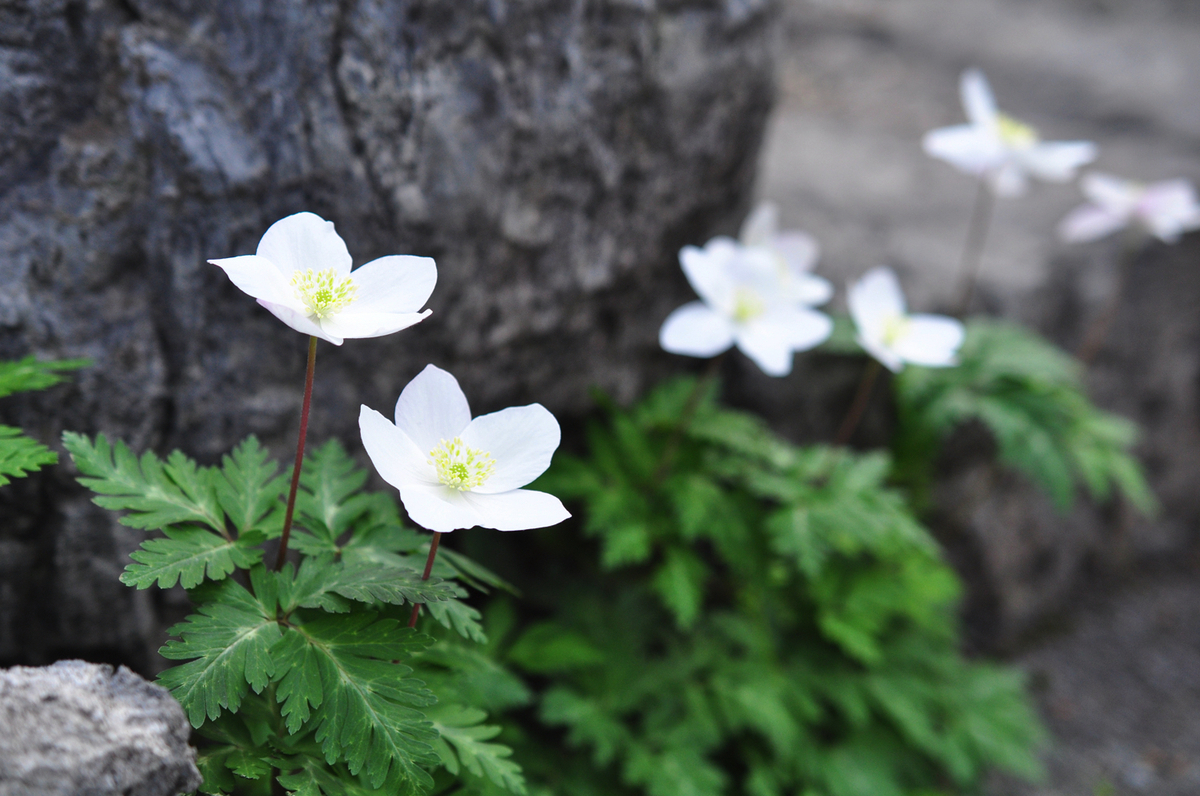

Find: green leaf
<box><xmin>650</xmin><ymin>547</ymin><xmax>707</xmax><ymax>630</ymax></box>
<box><xmin>425</xmin><ymin>594</ymin><xmax>488</xmax><ymax>644</ymax></box>
<box><xmin>63</xmin><ymin>432</ymin><xmax>226</xmax><ymax>532</ymax></box>
<box><xmin>285</xmin><ymin>555</ymin><xmax>457</xmax><ymax>613</ymax></box>
<box><xmin>158</xmin><ymin>575</ymin><xmax>281</xmax><ymax>727</ymax></box>
<box><xmin>216</xmin><ymin>436</ymin><xmax>288</xmax><ymax>536</ymax></box>
<box><xmin>121</xmin><ymin>526</ymin><xmax>263</xmax><ymax>589</ymax></box>
<box><xmin>271</xmin><ymin>612</ymin><xmax>439</xmax><ymax>791</ymax></box>
<box><xmin>0</xmin><ymin>425</ymin><xmax>57</xmax><ymax>485</ymax></box>
<box><xmin>0</xmin><ymin>355</ymin><xmax>88</xmax><ymax>399</ymax></box>
<box><xmin>430</xmin><ymin>704</ymin><xmax>527</xmax><ymax>794</ymax></box>
<box><xmin>295</xmin><ymin>439</ymin><xmax>376</xmax><ymax>543</ymax></box>
<box><xmin>507</xmin><ymin>623</ymin><xmax>604</xmax><ymax>674</ymax></box>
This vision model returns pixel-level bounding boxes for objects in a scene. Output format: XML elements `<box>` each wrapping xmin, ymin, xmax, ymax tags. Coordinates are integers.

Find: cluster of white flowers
<box><xmin>213</xmin><ymin>212</ymin><xmax>569</xmax><ymax>535</ymax></box>
<box><xmin>923</xmin><ymin>68</ymin><xmax>1199</xmax><ymax>246</ymax></box>
<box><xmin>659</xmin><ymin>203</ymin><xmax>964</xmax><ymax>376</ymax></box>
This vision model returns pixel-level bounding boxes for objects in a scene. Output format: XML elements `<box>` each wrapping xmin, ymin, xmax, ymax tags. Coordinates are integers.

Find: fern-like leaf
<box><xmin>0</xmin><ymin>425</ymin><xmax>57</xmax><ymax>485</ymax></box>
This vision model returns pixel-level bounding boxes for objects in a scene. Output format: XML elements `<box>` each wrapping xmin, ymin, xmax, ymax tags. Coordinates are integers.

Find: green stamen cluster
<box><xmin>731</xmin><ymin>286</ymin><xmax>766</xmax><ymax>324</ymax></box>
<box><xmin>291</xmin><ymin>268</ymin><xmax>358</xmax><ymax>318</ymax></box>
<box><xmin>429</xmin><ymin>437</ymin><xmax>496</xmax><ymax>490</ymax></box>
<box><xmin>996</xmin><ymin>113</ymin><xmax>1038</xmax><ymax>149</ymax></box>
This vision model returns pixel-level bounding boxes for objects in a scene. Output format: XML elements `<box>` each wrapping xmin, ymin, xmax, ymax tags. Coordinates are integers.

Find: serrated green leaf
<box><xmin>63</xmin><ymin>432</ymin><xmax>226</xmax><ymax>532</ymax></box>
<box><xmin>430</xmin><ymin>704</ymin><xmax>527</xmax><ymax>794</ymax></box>
<box><xmin>285</xmin><ymin>555</ymin><xmax>456</xmax><ymax>614</ymax></box>
<box><xmin>0</xmin><ymin>355</ymin><xmax>88</xmax><ymax>399</ymax></box>
<box><xmin>121</xmin><ymin>526</ymin><xmax>262</xmax><ymax>589</ymax></box>
<box><xmin>158</xmin><ymin>576</ymin><xmax>281</xmax><ymax>727</ymax></box>
<box><xmin>425</xmin><ymin>594</ymin><xmax>488</xmax><ymax>644</ymax></box>
<box><xmin>650</xmin><ymin>547</ymin><xmax>706</xmax><ymax>630</ymax></box>
<box><xmin>507</xmin><ymin>623</ymin><xmax>604</xmax><ymax>674</ymax></box>
<box><xmin>273</xmin><ymin>613</ymin><xmax>438</xmax><ymax>791</ymax></box>
<box><xmin>295</xmin><ymin>439</ymin><xmax>374</xmax><ymax>543</ymax></box>
<box><xmin>0</xmin><ymin>425</ymin><xmax>57</xmax><ymax>485</ymax></box>
<box><xmin>216</xmin><ymin>436</ymin><xmax>288</xmax><ymax>536</ymax></box>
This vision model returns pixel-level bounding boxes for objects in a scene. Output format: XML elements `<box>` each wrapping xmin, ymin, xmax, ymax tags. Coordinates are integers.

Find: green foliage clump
<box><xmin>0</xmin><ymin>356</ymin><xmax>88</xmax><ymax>486</ymax></box>
<box><xmin>892</xmin><ymin>319</ymin><xmax>1155</xmax><ymax>514</ymax></box>
<box><xmin>65</xmin><ymin>434</ymin><xmax>529</xmax><ymax>796</ymax></box>
<box><xmin>494</xmin><ymin>377</ymin><xmax>1044</xmax><ymax>796</ymax></box>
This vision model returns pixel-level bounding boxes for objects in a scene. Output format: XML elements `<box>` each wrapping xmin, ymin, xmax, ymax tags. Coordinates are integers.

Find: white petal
<box><xmin>320</xmin><ymin>310</ymin><xmax>432</xmax><ymax>340</ymax></box>
<box><xmin>848</xmin><ymin>267</ymin><xmax>906</xmax><ymax>345</ymax></box>
<box><xmin>786</xmin><ymin>272</ymin><xmax>834</xmax><ymax>306</ymax></box>
<box><xmin>464</xmin><ymin>489</ymin><xmax>571</xmax><ymax>532</ymax></box>
<box><xmin>1081</xmin><ymin>172</ymin><xmax>1139</xmax><ymax>210</ymax></box>
<box><xmin>1019</xmin><ymin>141</ymin><xmax>1097</xmax><ymax>183</ymax></box>
<box><xmin>1057</xmin><ymin>204</ymin><xmax>1129</xmax><ymax>243</ymax></box>
<box><xmin>256</xmin><ymin>212</ymin><xmax>352</xmax><ymax>276</ymax></box>
<box><xmin>256</xmin><ymin>299</ymin><xmax>343</xmax><ymax>344</ymax></box>
<box><xmin>960</xmin><ymin>68</ymin><xmax>998</xmax><ymax>128</ymax></box>
<box><xmin>771</xmin><ymin>231</ymin><xmax>819</xmax><ymax>273</ymax></box>
<box><xmin>734</xmin><ymin>324</ymin><xmax>795</xmax><ymax>377</ymax></box>
<box><xmin>679</xmin><ymin>239</ymin><xmax>738</xmax><ymax>310</ymax></box>
<box><xmin>739</xmin><ymin>202</ymin><xmax>779</xmax><ymax>247</ymax></box>
<box><xmin>359</xmin><ymin>405</ymin><xmax>439</xmax><ymax>490</ymax></box>
<box><xmin>659</xmin><ymin>302</ymin><xmax>736</xmax><ymax>358</ymax></box>
<box><xmin>460</xmin><ymin>404</ymin><xmax>561</xmax><ymax>494</ymax></box>
<box><xmin>857</xmin><ymin>334</ymin><xmax>905</xmax><ymax>373</ymax></box>
<box><xmin>209</xmin><ymin>255</ymin><xmax>298</xmax><ymax>305</ymax></box>
<box><xmin>1138</xmin><ymin>179</ymin><xmax>1200</xmax><ymax>242</ymax></box>
<box><xmin>762</xmin><ymin>305</ymin><xmax>833</xmax><ymax>351</ymax></box>
<box><xmin>394</xmin><ymin>364</ymin><xmax>472</xmax><ymax>453</ymax></box>
<box><xmin>893</xmin><ymin>315</ymin><xmax>965</xmax><ymax>367</ymax></box>
<box><xmin>400</xmin><ymin>484</ymin><xmax>482</xmax><ymax>532</ymax></box>
<box><xmin>922</xmin><ymin>125</ymin><xmax>1003</xmax><ymax>176</ymax></box>
<box><xmin>988</xmin><ymin>162</ymin><xmax>1029</xmax><ymax>197</ymax></box>
<box><xmin>346</xmin><ymin>255</ymin><xmax>437</xmax><ymax>314</ymax></box>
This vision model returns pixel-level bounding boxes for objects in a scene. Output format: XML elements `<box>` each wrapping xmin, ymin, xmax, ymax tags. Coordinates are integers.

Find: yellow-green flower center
<box><xmin>429</xmin><ymin>437</ymin><xmax>496</xmax><ymax>491</ymax></box>
<box><xmin>291</xmin><ymin>268</ymin><xmax>358</xmax><ymax>318</ymax></box>
<box><xmin>731</xmin><ymin>286</ymin><xmax>766</xmax><ymax>324</ymax></box>
<box><xmin>881</xmin><ymin>314</ymin><xmax>911</xmax><ymax>348</ymax></box>
<box><xmin>996</xmin><ymin>113</ymin><xmax>1038</xmax><ymax>149</ymax></box>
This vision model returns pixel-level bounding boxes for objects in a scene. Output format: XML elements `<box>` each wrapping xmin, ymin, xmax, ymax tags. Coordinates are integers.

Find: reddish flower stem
<box><xmin>275</xmin><ymin>335</ymin><xmax>318</xmax><ymax>571</ymax></box>
<box><xmin>409</xmin><ymin>532</ymin><xmax>443</xmax><ymax>628</ymax></box>
<box><xmin>835</xmin><ymin>358</ymin><xmax>882</xmax><ymax>446</ymax></box>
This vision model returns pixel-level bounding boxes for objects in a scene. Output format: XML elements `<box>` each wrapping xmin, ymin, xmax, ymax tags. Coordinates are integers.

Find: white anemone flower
<box><xmin>210</xmin><ymin>211</ymin><xmax>436</xmax><ymax>345</ymax></box>
<box><xmin>1058</xmin><ymin>172</ymin><xmax>1200</xmax><ymax>244</ymax></box>
<box><xmin>359</xmin><ymin>365</ymin><xmax>570</xmax><ymax>533</ymax></box>
<box><xmin>923</xmin><ymin>68</ymin><xmax>1096</xmax><ymax>197</ymax></box>
<box><xmin>659</xmin><ymin>234</ymin><xmax>834</xmax><ymax>377</ymax></box>
<box><xmin>848</xmin><ymin>267</ymin><xmax>964</xmax><ymax>373</ymax></box>
<box><xmin>737</xmin><ymin>202</ymin><xmax>834</xmax><ymax>306</ymax></box>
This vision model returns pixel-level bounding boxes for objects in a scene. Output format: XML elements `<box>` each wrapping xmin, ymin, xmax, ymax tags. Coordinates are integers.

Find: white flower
<box><xmin>923</xmin><ymin>68</ymin><xmax>1096</xmax><ymax>197</ymax></box>
<box><xmin>210</xmin><ymin>212</ymin><xmax>436</xmax><ymax>345</ymax></box>
<box><xmin>737</xmin><ymin>202</ymin><xmax>834</xmax><ymax>306</ymax></box>
<box><xmin>848</xmin><ymin>267</ymin><xmax>964</xmax><ymax>373</ymax></box>
<box><xmin>359</xmin><ymin>365</ymin><xmax>570</xmax><ymax>533</ymax></box>
<box><xmin>659</xmin><ymin>222</ymin><xmax>834</xmax><ymax>377</ymax></box>
<box><xmin>1058</xmin><ymin>172</ymin><xmax>1200</xmax><ymax>244</ymax></box>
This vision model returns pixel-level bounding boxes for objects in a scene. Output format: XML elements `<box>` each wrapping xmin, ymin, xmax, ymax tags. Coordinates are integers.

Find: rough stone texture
<box><xmin>0</xmin><ymin>659</ymin><xmax>201</xmax><ymax>796</ymax></box>
<box><xmin>0</xmin><ymin>0</ymin><xmax>779</xmax><ymax>666</ymax></box>
<box><xmin>758</xmin><ymin>0</ymin><xmax>1200</xmax><ymax>646</ymax></box>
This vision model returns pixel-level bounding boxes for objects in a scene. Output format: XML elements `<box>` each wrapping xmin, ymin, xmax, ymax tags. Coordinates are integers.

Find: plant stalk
<box><xmin>1076</xmin><ymin>232</ymin><xmax>1142</xmax><ymax>366</ymax></box>
<box><xmin>408</xmin><ymin>532</ymin><xmax>443</xmax><ymax>628</ymax></box>
<box><xmin>954</xmin><ymin>182</ymin><xmax>997</xmax><ymax>317</ymax></box>
<box><xmin>274</xmin><ymin>335</ymin><xmax>318</xmax><ymax>571</ymax></box>
<box><xmin>835</xmin><ymin>358</ymin><xmax>882</xmax><ymax>446</ymax></box>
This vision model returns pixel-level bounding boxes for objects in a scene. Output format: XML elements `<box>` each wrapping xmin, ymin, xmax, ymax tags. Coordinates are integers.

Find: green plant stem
<box><xmin>955</xmin><ymin>181</ymin><xmax>997</xmax><ymax>317</ymax></box>
<box><xmin>408</xmin><ymin>532</ymin><xmax>443</xmax><ymax>627</ymax></box>
<box><xmin>652</xmin><ymin>354</ymin><xmax>723</xmax><ymax>485</ymax></box>
<box><xmin>1076</xmin><ymin>232</ymin><xmax>1142</xmax><ymax>366</ymax></box>
<box><xmin>275</xmin><ymin>335</ymin><xmax>318</xmax><ymax>571</ymax></box>
<box><xmin>835</xmin><ymin>358</ymin><xmax>882</xmax><ymax>446</ymax></box>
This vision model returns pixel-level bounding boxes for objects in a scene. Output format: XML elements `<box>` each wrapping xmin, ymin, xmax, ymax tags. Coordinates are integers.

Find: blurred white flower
<box><xmin>659</xmin><ymin>216</ymin><xmax>834</xmax><ymax>377</ymax></box>
<box><xmin>359</xmin><ymin>365</ymin><xmax>570</xmax><ymax>533</ymax></box>
<box><xmin>737</xmin><ymin>202</ymin><xmax>834</xmax><ymax>306</ymax></box>
<box><xmin>849</xmin><ymin>267</ymin><xmax>964</xmax><ymax>372</ymax></box>
<box><xmin>1058</xmin><ymin>172</ymin><xmax>1200</xmax><ymax>244</ymax></box>
<box><xmin>923</xmin><ymin>68</ymin><xmax>1096</xmax><ymax>197</ymax></box>
<box><xmin>210</xmin><ymin>211</ymin><xmax>436</xmax><ymax>345</ymax></box>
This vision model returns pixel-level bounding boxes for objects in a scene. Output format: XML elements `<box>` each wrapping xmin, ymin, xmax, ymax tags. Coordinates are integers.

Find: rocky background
<box><xmin>2</xmin><ymin>0</ymin><xmax>1200</xmax><ymax>793</ymax></box>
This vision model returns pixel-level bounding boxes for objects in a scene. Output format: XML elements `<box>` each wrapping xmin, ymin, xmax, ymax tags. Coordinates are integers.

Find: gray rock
<box><xmin>0</xmin><ymin>0</ymin><xmax>780</xmax><ymax>666</ymax></box>
<box><xmin>0</xmin><ymin>659</ymin><xmax>201</xmax><ymax>796</ymax></box>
